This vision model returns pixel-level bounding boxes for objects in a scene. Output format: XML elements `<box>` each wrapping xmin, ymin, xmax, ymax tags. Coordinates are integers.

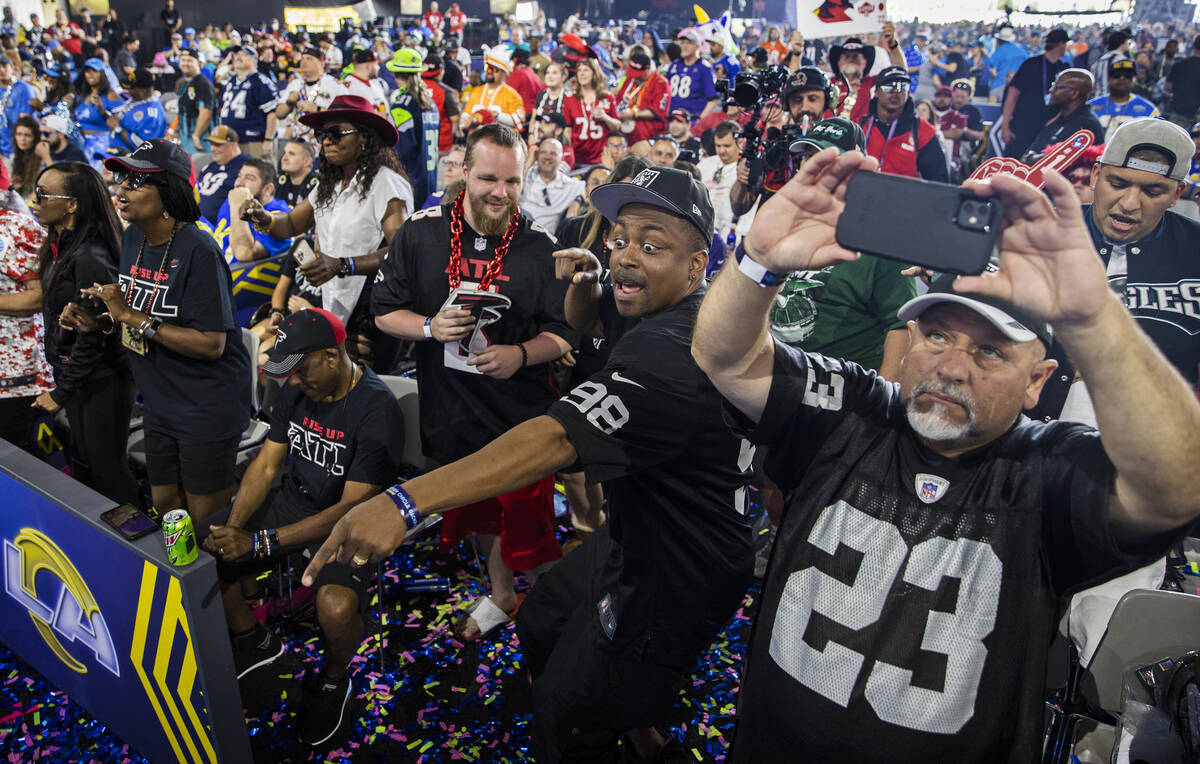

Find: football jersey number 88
<box><xmin>770</xmin><ymin>500</ymin><xmax>1001</xmax><ymax>734</ymax></box>
<box><xmin>669</xmin><ymin>74</ymin><xmax>691</xmax><ymax>100</ymax></box>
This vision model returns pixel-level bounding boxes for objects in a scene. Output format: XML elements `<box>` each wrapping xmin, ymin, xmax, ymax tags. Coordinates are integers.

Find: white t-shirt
<box><xmin>698</xmin><ymin>154</ymin><xmax>738</xmax><ymax>240</ymax></box>
<box><xmin>309</xmin><ymin>166</ymin><xmax>413</xmax><ymax>323</ymax></box>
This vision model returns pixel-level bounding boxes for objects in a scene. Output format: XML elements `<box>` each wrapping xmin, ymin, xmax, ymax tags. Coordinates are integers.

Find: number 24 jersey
<box><xmin>728</xmin><ymin>344</ymin><xmax>1166</xmax><ymax>763</ymax></box>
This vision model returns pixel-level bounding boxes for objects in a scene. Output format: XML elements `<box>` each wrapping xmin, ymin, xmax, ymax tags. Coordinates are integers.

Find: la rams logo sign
<box><xmin>3</xmin><ymin>528</ymin><xmax>120</xmax><ymax>677</ymax></box>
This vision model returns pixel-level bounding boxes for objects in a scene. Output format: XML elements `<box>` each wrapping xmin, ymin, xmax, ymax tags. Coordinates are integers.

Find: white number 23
<box><xmin>770</xmin><ymin>500</ymin><xmax>1002</xmax><ymax>735</ymax></box>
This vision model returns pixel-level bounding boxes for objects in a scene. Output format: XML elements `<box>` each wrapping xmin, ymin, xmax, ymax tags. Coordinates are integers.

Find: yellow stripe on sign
<box><xmin>131</xmin><ymin>562</ymin><xmax>187</xmax><ymax>763</ymax></box>
<box><xmin>163</xmin><ymin>574</ymin><xmax>218</xmax><ymax>764</ymax></box>
<box><xmin>231</xmin><ymin>281</ymin><xmax>276</xmax><ymax>297</ymax></box>
<box><xmin>153</xmin><ymin>575</ymin><xmax>203</xmax><ymax>764</ymax></box>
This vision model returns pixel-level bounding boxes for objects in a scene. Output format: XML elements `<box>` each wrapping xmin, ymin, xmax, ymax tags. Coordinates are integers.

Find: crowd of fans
<box><xmin>1</xmin><ymin>2</ymin><xmax>1199</xmax><ymax>759</ymax></box>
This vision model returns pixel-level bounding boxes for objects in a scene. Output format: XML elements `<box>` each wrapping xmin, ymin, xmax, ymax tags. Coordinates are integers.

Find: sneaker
<box><xmin>298</xmin><ymin>673</ymin><xmax>354</xmax><ymax>747</ymax></box>
<box><xmin>231</xmin><ymin>624</ymin><xmax>285</xmax><ymax>679</ymax></box>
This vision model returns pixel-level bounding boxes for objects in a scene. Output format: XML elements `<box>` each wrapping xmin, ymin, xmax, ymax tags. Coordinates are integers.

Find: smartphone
<box><xmin>101</xmin><ymin>504</ymin><xmax>159</xmax><ymax>541</ymax></box>
<box><xmin>835</xmin><ymin>172</ymin><xmax>1004</xmax><ymax>276</ymax></box>
<box><xmin>293</xmin><ymin>239</ymin><xmax>317</xmax><ymax>268</ymax></box>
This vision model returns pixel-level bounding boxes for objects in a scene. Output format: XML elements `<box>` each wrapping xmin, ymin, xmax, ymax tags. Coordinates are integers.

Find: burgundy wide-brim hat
<box><xmin>299</xmin><ymin>94</ymin><xmax>399</xmax><ymax>147</ymax></box>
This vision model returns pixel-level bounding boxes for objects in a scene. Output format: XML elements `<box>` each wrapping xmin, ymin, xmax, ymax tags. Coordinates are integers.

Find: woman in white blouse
<box><xmin>242</xmin><ymin>94</ymin><xmax>412</xmax><ymax>364</ymax></box>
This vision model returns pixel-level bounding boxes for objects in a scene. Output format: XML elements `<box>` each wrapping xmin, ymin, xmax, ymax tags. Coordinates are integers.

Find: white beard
<box><xmin>905</xmin><ymin>380</ymin><xmax>977</xmax><ymax>442</ymax></box>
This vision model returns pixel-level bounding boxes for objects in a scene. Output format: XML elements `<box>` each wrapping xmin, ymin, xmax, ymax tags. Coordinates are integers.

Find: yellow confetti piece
<box><xmin>407</xmin><ymin>739</ymin><xmax>423</xmax><ymax>750</ymax></box>
<box><xmin>692</xmin><ymin>748</ymin><xmax>703</xmax><ymax>761</ymax></box>
<box><xmin>420</xmin><ymin>741</ymin><xmax>433</xmax><ymax>753</ymax></box>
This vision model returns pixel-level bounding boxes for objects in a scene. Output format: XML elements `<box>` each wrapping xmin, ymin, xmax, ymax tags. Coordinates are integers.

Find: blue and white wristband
<box><xmin>385</xmin><ymin>485</ymin><xmax>422</xmax><ymax>531</ymax></box>
<box><xmin>734</xmin><ymin>241</ymin><xmax>788</xmax><ymax>288</ymax></box>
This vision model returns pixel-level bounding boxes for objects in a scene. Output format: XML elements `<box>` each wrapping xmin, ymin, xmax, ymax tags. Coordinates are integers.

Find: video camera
<box><xmin>715</xmin><ymin>64</ymin><xmax>800</xmax><ymax>193</ymax></box>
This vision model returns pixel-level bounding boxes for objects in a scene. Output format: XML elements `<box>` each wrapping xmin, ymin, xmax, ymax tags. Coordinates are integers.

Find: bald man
<box><xmin>1024</xmin><ymin>68</ymin><xmax>1105</xmax><ymax>161</ymax></box>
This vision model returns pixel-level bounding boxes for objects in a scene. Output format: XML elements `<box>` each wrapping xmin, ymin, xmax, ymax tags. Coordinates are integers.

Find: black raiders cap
<box><xmin>589</xmin><ymin>166</ymin><xmax>715</xmax><ymax>242</ymax></box>
<box><xmin>262</xmin><ymin>308</ymin><xmax>348</xmax><ymax>378</ymax></box>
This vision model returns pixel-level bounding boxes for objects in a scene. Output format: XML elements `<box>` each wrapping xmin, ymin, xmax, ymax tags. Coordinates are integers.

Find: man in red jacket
<box><xmin>858</xmin><ymin>65</ymin><xmax>948</xmax><ymax>181</ymax></box>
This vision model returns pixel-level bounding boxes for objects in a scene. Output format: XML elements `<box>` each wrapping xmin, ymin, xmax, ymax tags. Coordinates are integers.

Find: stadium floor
<box><xmin>0</xmin><ymin>515</ymin><xmax>756</xmax><ymax>763</ymax></box>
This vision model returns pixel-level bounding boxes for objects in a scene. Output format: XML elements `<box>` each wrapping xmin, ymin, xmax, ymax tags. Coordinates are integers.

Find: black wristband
<box><xmin>518</xmin><ymin>343</ymin><xmax>528</xmax><ymax>367</ymax></box>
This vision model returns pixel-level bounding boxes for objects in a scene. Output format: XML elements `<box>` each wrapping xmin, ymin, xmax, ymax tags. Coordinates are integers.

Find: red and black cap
<box><xmin>262</xmin><ymin>308</ymin><xmax>347</xmax><ymax>378</ymax></box>
<box><xmin>590</xmin><ymin>166</ymin><xmax>714</xmax><ymax>243</ymax></box>
<box><xmin>104</xmin><ymin>139</ymin><xmax>197</xmax><ymax>185</ymax></box>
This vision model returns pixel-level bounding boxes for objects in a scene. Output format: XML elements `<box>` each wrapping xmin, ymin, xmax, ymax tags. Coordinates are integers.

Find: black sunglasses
<box><xmin>112</xmin><ymin>168</ymin><xmax>162</xmax><ymax>190</ymax></box>
<box><xmin>34</xmin><ymin>187</ymin><xmax>72</xmax><ymax>203</ymax></box>
<box><xmin>313</xmin><ymin>126</ymin><xmax>360</xmax><ymax>144</ymax></box>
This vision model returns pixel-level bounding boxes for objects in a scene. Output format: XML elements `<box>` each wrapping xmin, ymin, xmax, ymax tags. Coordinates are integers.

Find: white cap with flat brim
<box><xmin>898</xmin><ymin>292</ymin><xmax>1043</xmax><ymax>344</ymax></box>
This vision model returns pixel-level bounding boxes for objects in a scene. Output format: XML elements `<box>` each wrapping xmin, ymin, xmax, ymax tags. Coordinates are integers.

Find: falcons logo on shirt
<box><xmin>439</xmin><ymin>287</ymin><xmax>513</xmax><ymax>374</ymax></box>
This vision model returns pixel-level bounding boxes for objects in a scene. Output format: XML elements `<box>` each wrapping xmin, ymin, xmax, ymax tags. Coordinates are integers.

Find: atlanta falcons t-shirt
<box><xmin>545</xmin><ymin>287</ymin><xmax>754</xmax><ymax>668</ymax></box>
<box><xmin>371</xmin><ymin>204</ymin><xmax>576</xmax><ymax>464</ymax></box>
<box><xmin>727</xmin><ymin>344</ymin><xmax>1177</xmax><ymax>763</ymax></box>
<box><xmin>118</xmin><ymin>222</ymin><xmax>251</xmax><ymax>442</ymax></box>
<box><xmin>267</xmin><ymin>365</ymin><xmax>403</xmax><ymax>516</ymax></box>
<box><xmin>663</xmin><ymin>57</ymin><xmax>717</xmax><ymax>115</ymax></box>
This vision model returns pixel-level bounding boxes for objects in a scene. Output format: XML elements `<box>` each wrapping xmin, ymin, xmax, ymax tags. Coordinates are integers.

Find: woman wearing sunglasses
<box><xmin>62</xmin><ymin>140</ymin><xmax>252</xmax><ymax>523</ymax></box>
<box><xmin>30</xmin><ymin>162</ymin><xmax>140</xmax><ymax>507</ymax></box>
<box><xmin>240</xmin><ymin>94</ymin><xmax>412</xmax><ymax>366</ymax></box>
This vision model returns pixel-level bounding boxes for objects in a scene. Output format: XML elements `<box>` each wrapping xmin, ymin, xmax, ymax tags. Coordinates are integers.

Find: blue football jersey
<box><xmin>219</xmin><ymin>72</ymin><xmax>278</xmax><ymax>141</ymax></box>
<box><xmin>114</xmin><ymin>99</ymin><xmax>167</xmax><ymax>152</ymax></box>
<box><xmin>664</xmin><ymin>58</ymin><xmax>717</xmax><ymax>116</ymax></box>
<box><xmin>1087</xmin><ymin>94</ymin><xmax>1160</xmax><ymax>141</ymax></box>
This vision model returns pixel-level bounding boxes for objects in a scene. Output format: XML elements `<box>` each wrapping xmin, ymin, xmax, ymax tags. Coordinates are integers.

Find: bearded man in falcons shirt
<box><xmin>692</xmin><ymin>149</ymin><xmax>1200</xmax><ymax>762</ymax></box>
<box><xmin>371</xmin><ymin>124</ymin><xmax>575</xmax><ymax>644</ymax></box>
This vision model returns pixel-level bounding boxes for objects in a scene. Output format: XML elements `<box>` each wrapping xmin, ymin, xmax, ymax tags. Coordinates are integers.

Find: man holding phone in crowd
<box><xmin>689</xmin><ymin>148</ymin><xmax>1200</xmax><ymax>761</ymax></box>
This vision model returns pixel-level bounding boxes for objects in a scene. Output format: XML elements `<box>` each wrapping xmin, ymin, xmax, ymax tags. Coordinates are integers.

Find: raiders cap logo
<box><xmin>631</xmin><ymin>169</ymin><xmax>660</xmax><ymax>187</ymax></box>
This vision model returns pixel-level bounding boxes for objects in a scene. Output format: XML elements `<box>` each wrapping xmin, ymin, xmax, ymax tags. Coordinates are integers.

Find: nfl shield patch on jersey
<box><xmin>915</xmin><ymin>473</ymin><xmax>950</xmax><ymax>504</ymax></box>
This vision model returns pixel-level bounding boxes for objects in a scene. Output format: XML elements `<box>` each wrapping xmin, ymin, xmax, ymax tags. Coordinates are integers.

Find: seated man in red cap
<box><xmin>201</xmin><ymin>307</ymin><xmax>404</xmax><ymax>747</ymax></box>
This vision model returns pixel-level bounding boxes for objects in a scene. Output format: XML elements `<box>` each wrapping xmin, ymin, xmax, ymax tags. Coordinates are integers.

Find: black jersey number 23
<box><xmin>770</xmin><ymin>499</ymin><xmax>1002</xmax><ymax>735</ymax></box>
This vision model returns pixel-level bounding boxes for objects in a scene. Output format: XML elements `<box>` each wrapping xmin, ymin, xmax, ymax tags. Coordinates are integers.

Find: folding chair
<box><xmin>1048</xmin><ymin>589</ymin><xmax>1200</xmax><ymax>763</ymax></box>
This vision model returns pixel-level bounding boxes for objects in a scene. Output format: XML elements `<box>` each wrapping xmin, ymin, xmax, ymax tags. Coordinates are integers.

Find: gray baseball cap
<box><xmin>1099</xmin><ymin>118</ymin><xmax>1195</xmax><ymax>181</ymax></box>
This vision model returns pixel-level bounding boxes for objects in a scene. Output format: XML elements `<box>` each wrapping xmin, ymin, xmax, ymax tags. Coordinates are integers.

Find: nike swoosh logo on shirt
<box><xmin>610</xmin><ymin>371</ymin><xmax>643</xmax><ymax>389</ymax></box>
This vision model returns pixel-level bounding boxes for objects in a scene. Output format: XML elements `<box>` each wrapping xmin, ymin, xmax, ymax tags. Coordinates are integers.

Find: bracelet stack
<box><xmin>253</xmin><ymin>528</ymin><xmax>279</xmax><ymax>560</ymax></box>
<box><xmin>252</xmin><ymin>214</ymin><xmax>274</xmax><ymax>235</ymax></box>
<box><xmin>384</xmin><ymin>485</ymin><xmax>422</xmax><ymax>531</ymax></box>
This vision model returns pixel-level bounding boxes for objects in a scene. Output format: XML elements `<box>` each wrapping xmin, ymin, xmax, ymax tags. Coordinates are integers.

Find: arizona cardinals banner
<box><xmin>793</xmin><ymin>0</ymin><xmax>886</xmax><ymax>40</ymax></box>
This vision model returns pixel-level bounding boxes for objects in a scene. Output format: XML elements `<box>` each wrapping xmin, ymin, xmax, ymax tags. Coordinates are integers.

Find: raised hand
<box><xmin>743</xmin><ymin>147</ymin><xmax>878</xmax><ymax>273</ymax></box>
<box><xmin>952</xmin><ymin>170</ymin><xmax>1110</xmax><ymax>327</ymax></box>
<box><xmin>553</xmin><ymin>247</ymin><xmax>603</xmax><ymax>284</ymax></box>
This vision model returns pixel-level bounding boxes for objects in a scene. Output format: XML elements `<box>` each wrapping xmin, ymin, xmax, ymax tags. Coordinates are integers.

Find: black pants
<box><xmin>0</xmin><ymin>394</ymin><xmax>36</xmax><ymax>453</ymax></box>
<box><xmin>64</xmin><ymin>371</ymin><xmax>141</xmax><ymax>508</ymax></box>
<box><xmin>517</xmin><ymin>526</ymin><xmax>687</xmax><ymax>763</ymax></box>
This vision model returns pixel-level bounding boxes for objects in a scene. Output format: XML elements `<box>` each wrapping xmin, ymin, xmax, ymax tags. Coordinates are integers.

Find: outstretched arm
<box><xmin>693</xmin><ymin>149</ymin><xmax>878</xmax><ymax>422</ymax></box>
<box><xmin>302</xmin><ymin>415</ymin><xmax>577</xmax><ymax>582</ymax></box>
<box><xmin>954</xmin><ymin>171</ymin><xmax>1200</xmax><ymax>542</ymax></box>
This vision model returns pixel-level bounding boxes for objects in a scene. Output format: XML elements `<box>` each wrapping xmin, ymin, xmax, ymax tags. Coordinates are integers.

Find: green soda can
<box><xmin>162</xmin><ymin>509</ymin><xmax>198</xmax><ymax>566</ymax></box>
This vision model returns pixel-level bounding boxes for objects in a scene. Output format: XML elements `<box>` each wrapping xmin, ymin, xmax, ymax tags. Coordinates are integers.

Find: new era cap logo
<box><xmin>631</xmin><ymin>169</ymin><xmax>660</xmax><ymax>187</ymax></box>
<box><xmin>692</xmin><ymin>203</ymin><xmax>701</xmax><ymax>215</ymax></box>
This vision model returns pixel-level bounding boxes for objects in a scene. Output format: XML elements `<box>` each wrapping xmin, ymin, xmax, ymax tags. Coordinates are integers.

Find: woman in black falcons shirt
<box><xmin>64</xmin><ymin>140</ymin><xmax>252</xmax><ymax>522</ymax></box>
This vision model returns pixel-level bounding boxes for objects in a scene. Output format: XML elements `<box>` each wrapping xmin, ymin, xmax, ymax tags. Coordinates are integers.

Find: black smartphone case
<box><xmin>835</xmin><ymin>172</ymin><xmax>1004</xmax><ymax>275</ymax></box>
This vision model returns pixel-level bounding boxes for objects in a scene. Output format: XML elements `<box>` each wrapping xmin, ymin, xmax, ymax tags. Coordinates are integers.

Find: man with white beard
<box><xmin>691</xmin><ymin>149</ymin><xmax>1200</xmax><ymax>761</ymax></box>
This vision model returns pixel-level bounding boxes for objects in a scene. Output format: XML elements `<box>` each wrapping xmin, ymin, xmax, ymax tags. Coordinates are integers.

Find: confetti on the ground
<box><xmin>0</xmin><ymin>511</ymin><xmax>761</xmax><ymax>762</ymax></box>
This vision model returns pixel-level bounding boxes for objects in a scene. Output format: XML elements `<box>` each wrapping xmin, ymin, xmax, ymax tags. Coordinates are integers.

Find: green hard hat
<box><xmin>386</xmin><ymin>48</ymin><xmax>423</xmax><ymax>74</ymax></box>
